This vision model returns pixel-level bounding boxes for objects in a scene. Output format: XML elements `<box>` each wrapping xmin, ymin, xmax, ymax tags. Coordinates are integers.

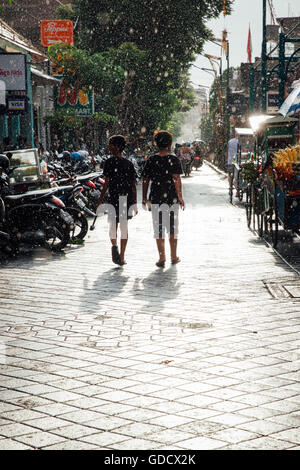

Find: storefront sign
<box><xmin>0</xmin><ymin>54</ymin><xmax>27</xmax><ymax>92</ymax></box>
<box><xmin>41</xmin><ymin>20</ymin><xmax>74</xmax><ymax>47</ymax></box>
<box><xmin>54</xmin><ymin>78</ymin><xmax>94</xmax><ymax>116</ymax></box>
<box><xmin>267</xmin><ymin>91</ymin><xmax>279</xmax><ymax>114</ymax></box>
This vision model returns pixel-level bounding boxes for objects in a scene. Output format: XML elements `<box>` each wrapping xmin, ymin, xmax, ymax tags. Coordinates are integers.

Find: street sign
<box><xmin>40</xmin><ymin>20</ymin><xmax>74</xmax><ymax>47</ymax></box>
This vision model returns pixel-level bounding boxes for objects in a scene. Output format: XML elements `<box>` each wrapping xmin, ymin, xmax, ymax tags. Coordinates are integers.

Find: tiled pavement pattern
<box><xmin>0</xmin><ymin>162</ymin><xmax>299</xmax><ymax>450</ymax></box>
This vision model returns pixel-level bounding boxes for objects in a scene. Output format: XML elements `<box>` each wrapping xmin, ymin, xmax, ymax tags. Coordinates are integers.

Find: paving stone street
<box><xmin>0</xmin><ymin>162</ymin><xmax>299</xmax><ymax>450</ymax></box>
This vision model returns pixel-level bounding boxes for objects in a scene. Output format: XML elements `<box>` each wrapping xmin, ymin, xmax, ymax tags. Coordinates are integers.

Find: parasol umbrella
<box><xmin>278</xmin><ymin>85</ymin><xmax>300</xmax><ymax>117</ymax></box>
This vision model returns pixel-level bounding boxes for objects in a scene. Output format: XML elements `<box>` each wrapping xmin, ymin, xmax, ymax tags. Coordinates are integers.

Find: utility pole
<box><xmin>226</xmin><ymin>40</ymin><xmax>230</xmax><ymax>147</ymax></box>
<box><xmin>261</xmin><ymin>0</ymin><xmax>267</xmax><ymax>111</ymax></box>
<box><xmin>278</xmin><ymin>31</ymin><xmax>286</xmax><ymax>107</ymax></box>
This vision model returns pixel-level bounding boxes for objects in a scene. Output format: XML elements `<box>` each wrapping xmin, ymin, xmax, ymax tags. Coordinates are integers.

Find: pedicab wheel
<box><xmin>229</xmin><ymin>174</ymin><xmax>234</xmax><ymax>204</ymax></box>
<box><xmin>263</xmin><ymin>210</ymin><xmax>271</xmax><ymax>237</ymax></box>
<box><xmin>270</xmin><ymin>205</ymin><xmax>279</xmax><ymax>248</ymax></box>
<box><xmin>255</xmin><ymin>187</ymin><xmax>263</xmax><ymax>237</ymax></box>
<box><xmin>245</xmin><ymin>185</ymin><xmax>252</xmax><ymax>228</ymax></box>
<box><xmin>256</xmin><ymin>212</ymin><xmax>264</xmax><ymax>237</ymax></box>
<box><xmin>256</xmin><ymin>211</ymin><xmax>263</xmax><ymax>237</ymax></box>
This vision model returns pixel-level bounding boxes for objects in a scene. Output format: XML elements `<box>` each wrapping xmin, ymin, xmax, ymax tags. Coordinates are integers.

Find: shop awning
<box><xmin>31</xmin><ymin>67</ymin><xmax>60</xmax><ymax>85</ymax></box>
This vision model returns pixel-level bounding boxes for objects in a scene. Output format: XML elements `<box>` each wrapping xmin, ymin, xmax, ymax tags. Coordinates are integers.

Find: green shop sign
<box><xmin>54</xmin><ymin>78</ymin><xmax>94</xmax><ymax>116</ymax></box>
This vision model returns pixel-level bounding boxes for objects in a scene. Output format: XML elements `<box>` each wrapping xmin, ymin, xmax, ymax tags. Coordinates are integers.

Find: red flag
<box><xmin>247</xmin><ymin>25</ymin><xmax>252</xmax><ymax>63</ymax></box>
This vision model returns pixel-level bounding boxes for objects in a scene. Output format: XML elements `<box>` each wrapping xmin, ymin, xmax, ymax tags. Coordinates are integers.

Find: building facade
<box><xmin>0</xmin><ymin>18</ymin><xmax>58</xmax><ymax>151</ymax></box>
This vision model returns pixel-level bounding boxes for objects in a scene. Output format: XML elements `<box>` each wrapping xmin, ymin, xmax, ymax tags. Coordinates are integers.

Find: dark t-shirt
<box><xmin>103</xmin><ymin>156</ymin><xmax>137</xmax><ymax>206</ymax></box>
<box><xmin>142</xmin><ymin>154</ymin><xmax>182</xmax><ymax>205</ymax></box>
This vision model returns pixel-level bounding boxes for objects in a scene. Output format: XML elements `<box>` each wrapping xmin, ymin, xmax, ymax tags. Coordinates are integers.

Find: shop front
<box><xmin>0</xmin><ymin>19</ymin><xmax>57</xmax><ymax>153</ymax></box>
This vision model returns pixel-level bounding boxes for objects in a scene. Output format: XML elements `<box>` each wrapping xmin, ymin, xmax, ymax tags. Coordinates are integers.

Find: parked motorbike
<box><xmin>52</xmin><ymin>184</ymin><xmax>95</xmax><ymax>241</ymax></box>
<box><xmin>75</xmin><ymin>173</ymin><xmax>102</xmax><ymax>212</ymax></box>
<box><xmin>0</xmin><ymin>158</ymin><xmax>74</xmax><ymax>254</ymax></box>
<box><xmin>48</xmin><ymin>158</ymin><xmax>103</xmax><ymax>215</ymax></box>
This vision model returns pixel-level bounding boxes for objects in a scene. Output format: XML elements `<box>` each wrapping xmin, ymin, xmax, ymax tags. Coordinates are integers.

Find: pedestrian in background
<box><xmin>178</xmin><ymin>142</ymin><xmax>193</xmax><ymax>172</ymax></box>
<box><xmin>142</xmin><ymin>130</ymin><xmax>184</xmax><ymax>268</ymax></box>
<box><xmin>227</xmin><ymin>133</ymin><xmax>238</xmax><ymax>189</ymax></box>
<box><xmin>97</xmin><ymin>135</ymin><xmax>138</xmax><ymax>266</ymax></box>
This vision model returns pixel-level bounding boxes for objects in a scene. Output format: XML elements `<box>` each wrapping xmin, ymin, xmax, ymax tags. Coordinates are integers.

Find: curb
<box><xmin>204</xmin><ymin>160</ymin><xmax>227</xmax><ymax>177</ymax></box>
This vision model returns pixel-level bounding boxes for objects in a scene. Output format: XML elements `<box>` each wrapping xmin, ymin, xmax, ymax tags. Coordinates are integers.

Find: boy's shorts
<box><xmin>151</xmin><ymin>204</ymin><xmax>179</xmax><ymax>239</ymax></box>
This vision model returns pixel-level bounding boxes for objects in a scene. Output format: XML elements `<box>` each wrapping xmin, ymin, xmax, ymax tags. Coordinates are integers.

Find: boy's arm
<box><xmin>172</xmin><ymin>174</ymin><xmax>184</xmax><ymax>208</ymax></box>
<box><xmin>98</xmin><ymin>177</ymin><xmax>109</xmax><ymax>205</ymax></box>
<box><xmin>142</xmin><ymin>178</ymin><xmax>150</xmax><ymax>205</ymax></box>
<box><xmin>132</xmin><ymin>179</ymin><xmax>137</xmax><ymax>204</ymax></box>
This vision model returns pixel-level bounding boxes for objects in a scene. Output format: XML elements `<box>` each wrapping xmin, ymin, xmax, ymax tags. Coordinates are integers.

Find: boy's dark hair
<box><xmin>109</xmin><ymin>135</ymin><xmax>126</xmax><ymax>151</ymax></box>
<box><xmin>154</xmin><ymin>130</ymin><xmax>173</xmax><ymax>149</ymax></box>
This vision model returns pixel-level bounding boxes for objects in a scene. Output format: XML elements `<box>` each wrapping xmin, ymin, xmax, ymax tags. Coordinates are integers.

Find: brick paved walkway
<box><xmin>0</xmin><ymin>163</ymin><xmax>299</xmax><ymax>450</ymax></box>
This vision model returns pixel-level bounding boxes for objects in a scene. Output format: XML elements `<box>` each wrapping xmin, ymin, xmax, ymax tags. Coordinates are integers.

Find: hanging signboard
<box><xmin>0</xmin><ymin>53</ymin><xmax>27</xmax><ymax>92</ymax></box>
<box><xmin>41</xmin><ymin>20</ymin><xmax>74</xmax><ymax>47</ymax></box>
<box><xmin>267</xmin><ymin>91</ymin><xmax>279</xmax><ymax>114</ymax></box>
<box><xmin>54</xmin><ymin>78</ymin><xmax>94</xmax><ymax>116</ymax></box>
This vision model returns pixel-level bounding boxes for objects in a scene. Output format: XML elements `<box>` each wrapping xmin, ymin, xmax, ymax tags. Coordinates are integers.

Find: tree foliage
<box><xmin>48</xmin><ymin>43</ymin><xmax>124</xmax><ymax>119</ymax></box>
<box><xmin>71</xmin><ymin>0</ymin><xmax>233</xmax><ymax>138</ymax></box>
<box><xmin>56</xmin><ymin>3</ymin><xmax>76</xmax><ymax>21</ymax></box>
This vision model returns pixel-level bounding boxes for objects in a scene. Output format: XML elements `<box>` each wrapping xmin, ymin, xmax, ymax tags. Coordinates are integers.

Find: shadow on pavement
<box><xmin>131</xmin><ymin>265</ymin><xmax>182</xmax><ymax>312</ymax></box>
<box><xmin>80</xmin><ymin>267</ymin><xmax>130</xmax><ymax>313</ymax></box>
<box><xmin>0</xmin><ymin>248</ymin><xmax>68</xmax><ymax>269</ymax></box>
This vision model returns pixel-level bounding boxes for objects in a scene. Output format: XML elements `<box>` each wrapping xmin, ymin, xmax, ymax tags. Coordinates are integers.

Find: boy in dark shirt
<box><xmin>142</xmin><ymin>130</ymin><xmax>184</xmax><ymax>267</ymax></box>
<box><xmin>98</xmin><ymin>135</ymin><xmax>137</xmax><ymax>265</ymax></box>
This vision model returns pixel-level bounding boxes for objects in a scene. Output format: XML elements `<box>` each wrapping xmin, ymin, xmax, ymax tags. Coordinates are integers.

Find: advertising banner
<box><xmin>0</xmin><ymin>53</ymin><xmax>27</xmax><ymax>92</ymax></box>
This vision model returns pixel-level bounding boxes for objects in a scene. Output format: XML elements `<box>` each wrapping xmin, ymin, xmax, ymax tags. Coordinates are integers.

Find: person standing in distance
<box><xmin>97</xmin><ymin>135</ymin><xmax>137</xmax><ymax>266</ymax></box>
<box><xmin>227</xmin><ymin>133</ymin><xmax>238</xmax><ymax>188</ymax></box>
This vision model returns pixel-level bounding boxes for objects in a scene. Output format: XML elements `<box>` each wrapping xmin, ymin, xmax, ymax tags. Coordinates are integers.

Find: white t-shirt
<box><xmin>227</xmin><ymin>138</ymin><xmax>238</xmax><ymax>165</ymax></box>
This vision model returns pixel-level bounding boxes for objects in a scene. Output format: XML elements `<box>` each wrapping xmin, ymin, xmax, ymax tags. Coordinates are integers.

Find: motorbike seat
<box><xmin>77</xmin><ymin>172</ymin><xmax>102</xmax><ymax>181</ymax></box>
<box><xmin>56</xmin><ymin>178</ymin><xmax>74</xmax><ymax>185</ymax></box>
<box><xmin>52</xmin><ymin>184</ymin><xmax>83</xmax><ymax>196</ymax></box>
<box><xmin>5</xmin><ymin>188</ymin><xmax>56</xmax><ymax>203</ymax></box>
<box><xmin>51</xmin><ymin>185</ymin><xmax>75</xmax><ymax>194</ymax></box>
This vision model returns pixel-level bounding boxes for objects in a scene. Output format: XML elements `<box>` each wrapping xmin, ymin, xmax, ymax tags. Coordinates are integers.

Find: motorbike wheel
<box><xmin>42</xmin><ymin>216</ymin><xmax>70</xmax><ymax>252</ymax></box>
<box><xmin>67</xmin><ymin>207</ymin><xmax>88</xmax><ymax>241</ymax></box>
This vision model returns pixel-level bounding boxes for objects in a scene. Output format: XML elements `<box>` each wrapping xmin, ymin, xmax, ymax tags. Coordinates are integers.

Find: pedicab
<box><xmin>229</xmin><ymin>127</ymin><xmax>255</xmax><ymax>203</ymax></box>
<box><xmin>249</xmin><ymin>114</ymin><xmax>300</xmax><ymax>246</ymax></box>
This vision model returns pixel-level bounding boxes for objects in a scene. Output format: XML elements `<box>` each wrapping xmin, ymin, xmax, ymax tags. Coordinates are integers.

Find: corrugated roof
<box><xmin>0</xmin><ymin>18</ymin><xmax>45</xmax><ymax>59</ymax></box>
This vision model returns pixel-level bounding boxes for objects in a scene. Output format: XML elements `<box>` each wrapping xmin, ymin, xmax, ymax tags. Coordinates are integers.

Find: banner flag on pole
<box><xmin>247</xmin><ymin>25</ymin><xmax>252</xmax><ymax>63</ymax></box>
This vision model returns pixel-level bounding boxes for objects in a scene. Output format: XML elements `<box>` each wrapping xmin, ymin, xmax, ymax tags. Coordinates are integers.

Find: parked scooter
<box><xmin>75</xmin><ymin>173</ymin><xmax>102</xmax><ymax>213</ymax></box>
<box><xmin>0</xmin><ymin>156</ymin><xmax>74</xmax><ymax>254</ymax></box>
<box><xmin>52</xmin><ymin>184</ymin><xmax>95</xmax><ymax>241</ymax></box>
